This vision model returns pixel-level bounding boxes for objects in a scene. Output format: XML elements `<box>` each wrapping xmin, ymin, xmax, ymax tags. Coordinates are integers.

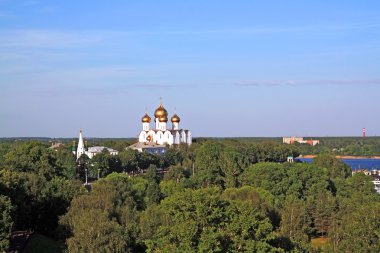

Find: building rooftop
<box><xmin>128</xmin><ymin>142</ymin><xmax>166</xmax><ymax>149</ymax></box>
<box><xmin>87</xmin><ymin>146</ymin><xmax>118</xmax><ymax>153</ymax></box>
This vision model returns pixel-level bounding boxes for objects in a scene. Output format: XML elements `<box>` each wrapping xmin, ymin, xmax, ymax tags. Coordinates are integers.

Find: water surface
<box><xmin>296</xmin><ymin>158</ymin><xmax>380</xmax><ymax>170</ymax></box>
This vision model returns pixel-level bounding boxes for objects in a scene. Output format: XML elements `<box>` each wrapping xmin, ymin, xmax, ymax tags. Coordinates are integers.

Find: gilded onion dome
<box><xmin>141</xmin><ymin>113</ymin><xmax>151</xmax><ymax>123</ymax></box>
<box><xmin>154</xmin><ymin>99</ymin><xmax>168</xmax><ymax>118</ymax></box>
<box><xmin>146</xmin><ymin>135</ymin><xmax>152</xmax><ymax>142</ymax></box>
<box><xmin>159</xmin><ymin>116</ymin><xmax>168</xmax><ymax>122</ymax></box>
<box><xmin>171</xmin><ymin>113</ymin><xmax>180</xmax><ymax>123</ymax></box>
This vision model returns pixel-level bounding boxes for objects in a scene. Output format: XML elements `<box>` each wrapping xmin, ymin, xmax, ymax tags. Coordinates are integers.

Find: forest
<box><xmin>0</xmin><ymin>138</ymin><xmax>379</xmax><ymax>252</ymax></box>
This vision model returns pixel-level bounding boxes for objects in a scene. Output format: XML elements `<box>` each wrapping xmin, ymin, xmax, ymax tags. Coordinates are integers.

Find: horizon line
<box><xmin>0</xmin><ymin>135</ymin><xmax>377</xmax><ymax>139</ymax></box>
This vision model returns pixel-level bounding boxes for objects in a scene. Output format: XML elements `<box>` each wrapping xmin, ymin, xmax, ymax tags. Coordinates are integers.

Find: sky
<box><xmin>1</xmin><ymin>0</ymin><xmax>380</xmax><ymax>138</ymax></box>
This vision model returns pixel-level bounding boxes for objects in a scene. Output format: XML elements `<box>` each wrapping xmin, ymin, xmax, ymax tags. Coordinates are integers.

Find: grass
<box><xmin>311</xmin><ymin>237</ymin><xmax>329</xmax><ymax>250</ymax></box>
<box><xmin>23</xmin><ymin>233</ymin><xmax>65</xmax><ymax>253</ymax></box>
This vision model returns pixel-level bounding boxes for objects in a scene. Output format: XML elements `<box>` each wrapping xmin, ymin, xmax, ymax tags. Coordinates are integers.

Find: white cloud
<box><xmin>0</xmin><ymin>30</ymin><xmax>106</xmax><ymax>49</ymax></box>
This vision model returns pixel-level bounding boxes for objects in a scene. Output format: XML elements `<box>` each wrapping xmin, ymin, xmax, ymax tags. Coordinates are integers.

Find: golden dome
<box><xmin>142</xmin><ymin>113</ymin><xmax>151</xmax><ymax>123</ymax></box>
<box><xmin>171</xmin><ymin>113</ymin><xmax>180</xmax><ymax>123</ymax></box>
<box><xmin>159</xmin><ymin>116</ymin><xmax>168</xmax><ymax>122</ymax></box>
<box><xmin>146</xmin><ymin>135</ymin><xmax>152</xmax><ymax>142</ymax></box>
<box><xmin>154</xmin><ymin>99</ymin><xmax>168</xmax><ymax>118</ymax></box>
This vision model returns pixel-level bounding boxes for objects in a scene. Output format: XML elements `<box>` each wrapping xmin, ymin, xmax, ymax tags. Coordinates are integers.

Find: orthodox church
<box><xmin>129</xmin><ymin>99</ymin><xmax>192</xmax><ymax>153</ymax></box>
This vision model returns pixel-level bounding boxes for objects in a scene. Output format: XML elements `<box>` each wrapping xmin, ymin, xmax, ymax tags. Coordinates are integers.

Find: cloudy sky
<box><xmin>1</xmin><ymin>0</ymin><xmax>380</xmax><ymax>137</ymax></box>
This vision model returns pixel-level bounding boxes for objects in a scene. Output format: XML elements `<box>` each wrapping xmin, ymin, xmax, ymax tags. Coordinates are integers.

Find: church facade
<box><xmin>136</xmin><ymin>100</ymin><xmax>192</xmax><ymax>148</ymax></box>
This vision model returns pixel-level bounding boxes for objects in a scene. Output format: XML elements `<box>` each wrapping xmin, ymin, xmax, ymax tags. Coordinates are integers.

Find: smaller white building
<box><xmin>128</xmin><ymin>142</ymin><xmax>167</xmax><ymax>154</ymax></box>
<box><xmin>352</xmin><ymin>170</ymin><xmax>380</xmax><ymax>194</ymax></box>
<box><xmin>86</xmin><ymin>146</ymin><xmax>119</xmax><ymax>159</ymax></box>
<box><xmin>373</xmin><ymin>178</ymin><xmax>380</xmax><ymax>194</ymax></box>
<box><xmin>74</xmin><ymin>130</ymin><xmax>119</xmax><ymax>159</ymax></box>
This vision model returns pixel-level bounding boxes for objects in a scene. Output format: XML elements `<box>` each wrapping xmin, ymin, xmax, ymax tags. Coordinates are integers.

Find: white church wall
<box><xmin>187</xmin><ymin>132</ymin><xmax>192</xmax><ymax>145</ymax></box>
<box><xmin>164</xmin><ymin>131</ymin><xmax>173</xmax><ymax>145</ymax></box>
<box><xmin>143</xmin><ymin>122</ymin><xmax>150</xmax><ymax>131</ymax></box>
<box><xmin>137</xmin><ymin>103</ymin><xmax>192</xmax><ymax>148</ymax></box>
<box><xmin>181</xmin><ymin>130</ymin><xmax>187</xmax><ymax>143</ymax></box>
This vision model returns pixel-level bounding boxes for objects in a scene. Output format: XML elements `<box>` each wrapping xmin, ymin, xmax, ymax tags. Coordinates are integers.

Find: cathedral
<box><xmin>130</xmin><ymin>99</ymin><xmax>192</xmax><ymax>153</ymax></box>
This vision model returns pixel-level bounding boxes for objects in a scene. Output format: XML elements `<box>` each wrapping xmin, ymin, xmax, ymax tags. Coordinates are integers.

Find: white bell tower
<box><xmin>76</xmin><ymin>130</ymin><xmax>86</xmax><ymax>159</ymax></box>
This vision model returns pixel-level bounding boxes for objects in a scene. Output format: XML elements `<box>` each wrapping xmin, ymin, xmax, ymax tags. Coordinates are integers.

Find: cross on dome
<box><xmin>155</xmin><ymin>97</ymin><xmax>168</xmax><ymax>121</ymax></box>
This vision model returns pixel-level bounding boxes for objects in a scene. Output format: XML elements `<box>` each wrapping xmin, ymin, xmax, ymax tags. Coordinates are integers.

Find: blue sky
<box><xmin>1</xmin><ymin>0</ymin><xmax>380</xmax><ymax>137</ymax></box>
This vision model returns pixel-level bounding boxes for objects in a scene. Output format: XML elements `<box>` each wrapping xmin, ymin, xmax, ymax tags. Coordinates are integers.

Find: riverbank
<box><xmin>299</xmin><ymin>155</ymin><xmax>380</xmax><ymax>159</ymax></box>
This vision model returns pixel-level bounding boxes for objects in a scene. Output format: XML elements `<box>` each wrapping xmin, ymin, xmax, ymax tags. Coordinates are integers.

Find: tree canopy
<box><xmin>1</xmin><ymin>138</ymin><xmax>379</xmax><ymax>252</ymax></box>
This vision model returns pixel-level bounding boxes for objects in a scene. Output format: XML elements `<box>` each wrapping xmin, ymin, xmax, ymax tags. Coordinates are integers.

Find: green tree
<box><xmin>0</xmin><ymin>195</ymin><xmax>13</xmax><ymax>252</ymax></box>
<box><xmin>0</xmin><ymin>169</ymin><xmax>81</xmax><ymax>234</ymax></box>
<box><xmin>241</xmin><ymin>162</ymin><xmax>331</xmax><ymax>204</ymax></box>
<box><xmin>129</xmin><ymin>176</ymin><xmax>149</xmax><ymax>210</ymax></box>
<box><xmin>4</xmin><ymin>141</ymin><xmax>59</xmax><ymax>179</ymax></box>
<box><xmin>160</xmin><ymin>179</ymin><xmax>185</xmax><ymax>198</ymax></box>
<box><xmin>0</xmin><ymin>142</ymin><xmax>14</xmax><ymax>168</ymax></box>
<box><xmin>0</xmin><ymin>170</ymin><xmax>45</xmax><ymax>230</ymax></box>
<box><xmin>141</xmin><ymin>187</ymin><xmax>283</xmax><ymax>252</ymax></box>
<box><xmin>329</xmin><ymin>173</ymin><xmax>380</xmax><ymax>251</ymax></box>
<box><xmin>66</xmin><ymin>209</ymin><xmax>128</xmax><ymax>253</ymax></box>
<box><xmin>309</xmin><ymin>190</ymin><xmax>336</xmax><ymax>238</ymax></box>
<box><xmin>60</xmin><ymin>175</ymin><xmax>139</xmax><ymax>252</ymax></box>
<box><xmin>144</xmin><ymin>165</ymin><xmax>161</xmax><ymax>206</ymax></box>
<box><xmin>194</xmin><ymin>141</ymin><xmax>225</xmax><ymax>188</ymax></box>
<box><xmin>164</xmin><ymin>164</ymin><xmax>191</xmax><ymax>183</ymax></box>
<box><xmin>38</xmin><ymin>177</ymin><xmax>81</xmax><ymax>232</ymax></box>
<box><xmin>254</xmin><ymin>142</ymin><xmax>299</xmax><ymax>163</ymax></box>
<box><xmin>240</xmin><ymin>163</ymin><xmax>288</xmax><ymax>202</ymax></box>
<box><xmin>221</xmin><ymin>146</ymin><xmax>248</xmax><ymax>188</ymax></box>
<box><xmin>313</xmin><ymin>154</ymin><xmax>351</xmax><ymax>179</ymax></box>
<box><xmin>89</xmin><ymin>153</ymin><xmax>122</xmax><ymax>178</ymax></box>
<box><xmin>278</xmin><ymin>196</ymin><xmax>311</xmax><ymax>250</ymax></box>
<box><xmin>77</xmin><ymin>154</ymin><xmax>90</xmax><ymax>180</ymax></box>
<box><xmin>119</xmin><ymin>149</ymin><xmax>139</xmax><ymax>173</ymax></box>
<box><xmin>335</xmin><ymin>202</ymin><xmax>380</xmax><ymax>252</ymax></box>
<box><xmin>223</xmin><ymin>201</ymin><xmax>277</xmax><ymax>252</ymax></box>
<box><xmin>138</xmin><ymin>152</ymin><xmax>159</xmax><ymax>171</ymax></box>
<box><xmin>53</xmin><ymin>146</ymin><xmax>77</xmax><ymax>179</ymax></box>
<box><xmin>163</xmin><ymin>147</ymin><xmax>184</xmax><ymax>167</ymax></box>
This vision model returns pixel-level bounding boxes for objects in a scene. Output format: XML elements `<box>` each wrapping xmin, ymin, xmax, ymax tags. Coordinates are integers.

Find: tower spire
<box><xmin>76</xmin><ymin>130</ymin><xmax>86</xmax><ymax>159</ymax></box>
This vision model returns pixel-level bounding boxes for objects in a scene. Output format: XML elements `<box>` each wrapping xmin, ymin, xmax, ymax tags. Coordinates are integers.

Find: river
<box><xmin>296</xmin><ymin>158</ymin><xmax>380</xmax><ymax>170</ymax></box>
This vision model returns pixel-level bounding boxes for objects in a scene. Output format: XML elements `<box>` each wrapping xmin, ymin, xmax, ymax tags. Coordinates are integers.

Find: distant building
<box><xmin>128</xmin><ymin>99</ymin><xmax>192</xmax><ymax>154</ymax></box>
<box><xmin>49</xmin><ymin>141</ymin><xmax>64</xmax><ymax>150</ymax></box>
<box><xmin>352</xmin><ymin>169</ymin><xmax>380</xmax><ymax>194</ymax></box>
<box><xmin>128</xmin><ymin>142</ymin><xmax>166</xmax><ymax>154</ymax></box>
<box><xmin>287</xmin><ymin>156</ymin><xmax>294</xmax><ymax>163</ymax></box>
<box><xmin>73</xmin><ymin>130</ymin><xmax>118</xmax><ymax>159</ymax></box>
<box><xmin>373</xmin><ymin>176</ymin><xmax>380</xmax><ymax>194</ymax></box>
<box><xmin>283</xmin><ymin>137</ymin><xmax>320</xmax><ymax>146</ymax></box>
<box><xmin>86</xmin><ymin>146</ymin><xmax>119</xmax><ymax>159</ymax></box>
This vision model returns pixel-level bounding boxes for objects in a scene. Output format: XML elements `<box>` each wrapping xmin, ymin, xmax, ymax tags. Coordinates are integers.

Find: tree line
<box><xmin>0</xmin><ymin>139</ymin><xmax>379</xmax><ymax>252</ymax></box>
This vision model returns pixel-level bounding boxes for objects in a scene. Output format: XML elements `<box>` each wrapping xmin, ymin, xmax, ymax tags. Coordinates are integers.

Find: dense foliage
<box><xmin>0</xmin><ymin>138</ymin><xmax>379</xmax><ymax>252</ymax></box>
